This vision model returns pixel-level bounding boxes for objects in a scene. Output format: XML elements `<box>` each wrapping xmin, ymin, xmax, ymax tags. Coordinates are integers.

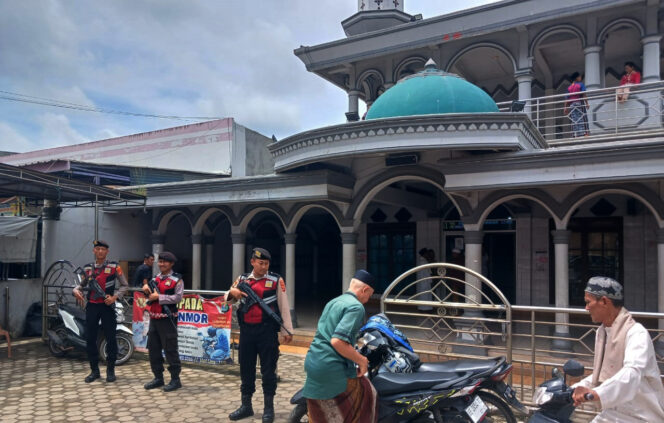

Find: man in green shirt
<box><xmin>303</xmin><ymin>269</ymin><xmax>378</xmax><ymax>423</ymax></box>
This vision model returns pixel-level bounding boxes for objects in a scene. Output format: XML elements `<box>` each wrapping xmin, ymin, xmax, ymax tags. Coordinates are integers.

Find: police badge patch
<box><xmin>265</xmin><ymin>281</ymin><xmax>274</xmax><ymax>288</ymax></box>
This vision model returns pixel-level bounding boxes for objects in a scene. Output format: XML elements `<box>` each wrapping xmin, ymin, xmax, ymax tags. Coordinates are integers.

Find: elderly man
<box><xmin>303</xmin><ymin>269</ymin><xmax>378</xmax><ymax>423</ymax></box>
<box><xmin>572</xmin><ymin>276</ymin><xmax>664</xmax><ymax>422</ymax></box>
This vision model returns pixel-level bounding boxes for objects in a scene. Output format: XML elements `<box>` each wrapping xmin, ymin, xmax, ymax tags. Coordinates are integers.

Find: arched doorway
<box><xmin>163</xmin><ymin>214</ymin><xmax>193</xmax><ymax>288</ymax></box>
<box><xmin>294</xmin><ymin>209</ymin><xmax>341</xmax><ymax>321</ymax></box>
<box><xmin>245</xmin><ymin>211</ymin><xmax>285</xmax><ymax>276</ymax></box>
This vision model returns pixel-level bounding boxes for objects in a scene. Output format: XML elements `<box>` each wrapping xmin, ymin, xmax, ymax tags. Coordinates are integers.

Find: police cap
<box><xmin>159</xmin><ymin>251</ymin><xmax>177</xmax><ymax>263</ymax></box>
<box><xmin>93</xmin><ymin>240</ymin><xmax>110</xmax><ymax>249</ymax></box>
<box><xmin>251</xmin><ymin>247</ymin><xmax>271</xmax><ymax>261</ymax></box>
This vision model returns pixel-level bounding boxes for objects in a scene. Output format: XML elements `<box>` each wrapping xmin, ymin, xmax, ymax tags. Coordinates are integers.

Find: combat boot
<box><xmin>144</xmin><ymin>376</ymin><xmax>165</xmax><ymax>390</ymax></box>
<box><xmin>84</xmin><ymin>364</ymin><xmax>100</xmax><ymax>383</ymax></box>
<box><xmin>262</xmin><ymin>394</ymin><xmax>275</xmax><ymax>423</ymax></box>
<box><xmin>229</xmin><ymin>394</ymin><xmax>254</xmax><ymax>420</ymax></box>
<box><xmin>163</xmin><ymin>378</ymin><xmax>182</xmax><ymax>392</ymax></box>
<box><xmin>106</xmin><ymin>364</ymin><xmax>116</xmax><ymax>382</ymax></box>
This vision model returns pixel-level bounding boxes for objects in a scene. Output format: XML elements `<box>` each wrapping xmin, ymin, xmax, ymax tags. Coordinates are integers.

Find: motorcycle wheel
<box><xmin>99</xmin><ymin>332</ymin><xmax>134</xmax><ymax>365</ymax></box>
<box><xmin>48</xmin><ymin>326</ymin><xmax>70</xmax><ymax>357</ymax></box>
<box><xmin>287</xmin><ymin>402</ymin><xmax>308</xmax><ymax>423</ymax></box>
<box><xmin>475</xmin><ymin>391</ymin><xmax>516</xmax><ymax>423</ymax></box>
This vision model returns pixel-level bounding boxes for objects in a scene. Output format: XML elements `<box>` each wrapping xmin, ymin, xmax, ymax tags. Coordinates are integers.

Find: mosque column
<box><xmin>515</xmin><ymin>70</ymin><xmax>534</xmax><ymax>117</ymax></box>
<box><xmin>191</xmin><ymin>234</ymin><xmax>203</xmax><ymax>290</ymax></box>
<box><xmin>341</xmin><ymin>232</ymin><xmax>358</xmax><ymax>293</ymax></box>
<box><xmin>231</xmin><ymin>232</ymin><xmax>246</xmax><ymax>281</ymax></box>
<box><xmin>642</xmin><ymin>36</ymin><xmax>662</xmax><ymax>83</ymax></box>
<box><xmin>583</xmin><ymin>46</ymin><xmax>602</xmax><ymax>90</ymax></box>
<box><xmin>346</xmin><ymin>90</ymin><xmax>361</xmax><ymax>122</ymax></box>
<box><xmin>151</xmin><ymin>233</ymin><xmax>165</xmax><ymax>276</ymax></box>
<box><xmin>41</xmin><ymin>200</ymin><xmax>61</xmax><ymax>277</ymax></box>
<box><xmin>463</xmin><ymin>230</ymin><xmax>484</xmax><ymax>308</ymax></box>
<box><xmin>284</xmin><ymin>232</ymin><xmax>298</xmax><ymax>328</ymax></box>
<box><xmin>551</xmin><ymin>230</ymin><xmax>573</xmax><ymax>351</ymax></box>
<box><xmin>204</xmin><ymin>236</ymin><xmax>214</xmax><ymax>290</ymax></box>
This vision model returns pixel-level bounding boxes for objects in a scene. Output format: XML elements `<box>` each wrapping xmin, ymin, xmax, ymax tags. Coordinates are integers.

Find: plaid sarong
<box><xmin>307</xmin><ymin>376</ymin><xmax>378</xmax><ymax>423</ymax></box>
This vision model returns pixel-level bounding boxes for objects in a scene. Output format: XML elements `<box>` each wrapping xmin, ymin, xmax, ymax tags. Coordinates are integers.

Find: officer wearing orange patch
<box><xmin>73</xmin><ymin>240</ymin><xmax>128</xmax><ymax>383</ymax></box>
<box><xmin>227</xmin><ymin>247</ymin><xmax>293</xmax><ymax>423</ymax></box>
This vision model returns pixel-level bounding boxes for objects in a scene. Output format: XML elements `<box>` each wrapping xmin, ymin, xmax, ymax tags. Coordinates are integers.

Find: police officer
<box><xmin>72</xmin><ymin>240</ymin><xmax>128</xmax><ymax>383</ymax></box>
<box><xmin>227</xmin><ymin>247</ymin><xmax>293</xmax><ymax>423</ymax></box>
<box><xmin>143</xmin><ymin>251</ymin><xmax>184</xmax><ymax>392</ymax></box>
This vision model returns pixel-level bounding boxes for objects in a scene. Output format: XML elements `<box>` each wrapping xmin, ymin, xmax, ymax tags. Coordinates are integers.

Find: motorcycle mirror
<box><xmin>552</xmin><ymin>367</ymin><xmax>561</xmax><ymax>379</ymax></box>
<box><xmin>563</xmin><ymin>359</ymin><xmax>585</xmax><ymax>377</ymax></box>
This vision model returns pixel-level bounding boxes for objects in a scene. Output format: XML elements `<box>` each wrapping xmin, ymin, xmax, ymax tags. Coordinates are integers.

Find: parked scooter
<box><xmin>47</xmin><ymin>296</ymin><xmax>134</xmax><ymax>365</ymax></box>
<box><xmin>289</xmin><ymin>314</ymin><xmax>526</xmax><ymax>423</ymax></box>
<box><xmin>528</xmin><ymin>359</ymin><xmax>592</xmax><ymax>423</ymax></box>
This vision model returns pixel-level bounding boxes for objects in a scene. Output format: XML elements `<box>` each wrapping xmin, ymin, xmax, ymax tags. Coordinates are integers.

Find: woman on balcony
<box><xmin>617</xmin><ymin>61</ymin><xmax>641</xmax><ymax>102</ymax></box>
<box><xmin>564</xmin><ymin>72</ymin><xmax>589</xmax><ymax>137</ymax></box>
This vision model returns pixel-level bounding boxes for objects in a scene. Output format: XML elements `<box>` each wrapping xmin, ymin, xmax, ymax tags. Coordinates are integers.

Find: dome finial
<box><xmin>424</xmin><ymin>58</ymin><xmax>437</xmax><ymax>70</ymax></box>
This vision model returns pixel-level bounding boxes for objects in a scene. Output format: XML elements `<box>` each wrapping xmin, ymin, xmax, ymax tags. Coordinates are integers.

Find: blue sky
<box><xmin>0</xmin><ymin>1</ymin><xmax>498</xmax><ymax>153</ymax></box>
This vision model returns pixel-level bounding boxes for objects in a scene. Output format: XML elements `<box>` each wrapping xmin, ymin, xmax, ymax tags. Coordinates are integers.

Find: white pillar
<box><xmin>642</xmin><ymin>35</ymin><xmax>662</xmax><ymax>83</ymax></box>
<box><xmin>191</xmin><ymin>234</ymin><xmax>203</xmax><ymax>290</ymax></box>
<box><xmin>205</xmin><ymin>236</ymin><xmax>214</xmax><ymax>290</ymax></box>
<box><xmin>583</xmin><ymin>46</ymin><xmax>602</xmax><ymax>90</ymax></box>
<box><xmin>552</xmin><ymin>230</ymin><xmax>573</xmax><ymax>351</ymax></box>
<box><xmin>284</xmin><ymin>233</ymin><xmax>297</xmax><ymax>328</ymax></box>
<box><xmin>346</xmin><ymin>90</ymin><xmax>361</xmax><ymax>122</ymax></box>
<box><xmin>515</xmin><ymin>71</ymin><xmax>534</xmax><ymax>117</ymax></box>
<box><xmin>40</xmin><ymin>200</ymin><xmax>61</xmax><ymax>277</ymax></box>
<box><xmin>341</xmin><ymin>232</ymin><xmax>358</xmax><ymax>293</ymax></box>
<box><xmin>463</xmin><ymin>231</ymin><xmax>484</xmax><ymax>306</ymax></box>
<box><xmin>231</xmin><ymin>233</ymin><xmax>246</xmax><ymax>280</ymax></box>
<box><xmin>151</xmin><ymin>234</ymin><xmax>165</xmax><ymax>276</ymax></box>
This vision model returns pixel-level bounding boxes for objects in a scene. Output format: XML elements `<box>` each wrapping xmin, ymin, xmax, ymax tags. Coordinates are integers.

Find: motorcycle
<box><xmin>47</xmin><ymin>295</ymin><xmax>134</xmax><ymax>365</ymax></box>
<box><xmin>289</xmin><ymin>314</ymin><xmax>526</xmax><ymax>423</ymax></box>
<box><xmin>528</xmin><ymin>359</ymin><xmax>592</xmax><ymax>423</ymax></box>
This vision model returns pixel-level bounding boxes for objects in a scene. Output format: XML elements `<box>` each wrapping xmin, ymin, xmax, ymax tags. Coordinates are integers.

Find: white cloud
<box><xmin>0</xmin><ymin>122</ymin><xmax>34</xmax><ymax>153</ymax></box>
<box><xmin>0</xmin><ymin>0</ymin><xmax>498</xmax><ymax>148</ymax></box>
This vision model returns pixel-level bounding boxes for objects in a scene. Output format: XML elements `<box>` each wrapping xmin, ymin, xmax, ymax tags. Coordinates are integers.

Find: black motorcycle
<box><xmin>289</xmin><ymin>315</ymin><xmax>526</xmax><ymax>422</ymax></box>
<box><xmin>528</xmin><ymin>359</ymin><xmax>592</xmax><ymax>423</ymax></box>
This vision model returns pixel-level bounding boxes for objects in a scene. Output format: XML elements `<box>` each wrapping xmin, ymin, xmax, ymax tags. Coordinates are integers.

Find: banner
<box><xmin>133</xmin><ymin>292</ymin><xmax>233</xmax><ymax>364</ymax></box>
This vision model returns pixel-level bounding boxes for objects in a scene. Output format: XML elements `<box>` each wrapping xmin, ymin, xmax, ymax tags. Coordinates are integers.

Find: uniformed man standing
<box><xmin>72</xmin><ymin>240</ymin><xmax>128</xmax><ymax>383</ymax></box>
<box><xmin>227</xmin><ymin>247</ymin><xmax>293</xmax><ymax>423</ymax></box>
<box><xmin>143</xmin><ymin>251</ymin><xmax>184</xmax><ymax>392</ymax></box>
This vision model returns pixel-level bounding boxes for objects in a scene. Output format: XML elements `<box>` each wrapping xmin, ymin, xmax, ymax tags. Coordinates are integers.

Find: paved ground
<box><xmin>0</xmin><ymin>339</ymin><xmax>305</xmax><ymax>423</ymax></box>
<box><xmin>0</xmin><ymin>339</ymin><xmax>593</xmax><ymax>423</ymax></box>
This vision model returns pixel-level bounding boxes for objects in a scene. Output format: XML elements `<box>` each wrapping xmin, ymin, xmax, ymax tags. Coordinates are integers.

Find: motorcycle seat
<box><xmin>60</xmin><ymin>304</ymin><xmax>87</xmax><ymax>321</ymax></box>
<box><xmin>372</xmin><ymin>370</ymin><xmax>469</xmax><ymax>396</ymax></box>
<box><xmin>418</xmin><ymin>357</ymin><xmax>502</xmax><ymax>376</ymax></box>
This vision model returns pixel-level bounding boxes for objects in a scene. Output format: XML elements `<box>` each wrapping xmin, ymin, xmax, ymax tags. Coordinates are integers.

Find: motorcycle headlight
<box><xmin>533</xmin><ymin>387</ymin><xmax>553</xmax><ymax>406</ymax></box>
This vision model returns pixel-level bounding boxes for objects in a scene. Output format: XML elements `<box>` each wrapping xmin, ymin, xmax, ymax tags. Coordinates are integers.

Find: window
<box><xmin>367</xmin><ymin>223</ymin><xmax>416</xmax><ymax>293</ymax></box>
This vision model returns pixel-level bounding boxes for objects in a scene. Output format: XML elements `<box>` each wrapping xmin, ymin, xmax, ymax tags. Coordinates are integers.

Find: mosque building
<box><xmin>2</xmin><ymin>0</ymin><xmax>664</xmax><ymax>337</ymax></box>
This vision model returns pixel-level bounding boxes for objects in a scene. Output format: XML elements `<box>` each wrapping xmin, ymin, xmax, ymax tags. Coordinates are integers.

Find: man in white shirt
<box><xmin>572</xmin><ymin>276</ymin><xmax>664</xmax><ymax>422</ymax></box>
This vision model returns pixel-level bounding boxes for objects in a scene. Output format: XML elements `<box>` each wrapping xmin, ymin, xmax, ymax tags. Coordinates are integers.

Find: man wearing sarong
<box><xmin>572</xmin><ymin>276</ymin><xmax>664</xmax><ymax>422</ymax></box>
<box><xmin>303</xmin><ymin>269</ymin><xmax>378</xmax><ymax>423</ymax></box>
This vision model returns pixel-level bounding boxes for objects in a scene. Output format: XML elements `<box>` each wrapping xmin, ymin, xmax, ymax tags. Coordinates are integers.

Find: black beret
<box><xmin>159</xmin><ymin>251</ymin><xmax>177</xmax><ymax>263</ymax></box>
<box><xmin>251</xmin><ymin>247</ymin><xmax>271</xmax><ymax>261</ymax></box>
<box><xmin>93</xmin><ymin>240</ymin><xmax>109</xmax><ymax>248</ymax></box>
<box><xmin>353</xmin><ymin>269</ymin><xmax>377</xmax><ymax>289</ymax></box>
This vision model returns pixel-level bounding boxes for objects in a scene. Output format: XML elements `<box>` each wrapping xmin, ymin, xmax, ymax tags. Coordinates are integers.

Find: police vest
<box><xmin>83</xmin><ymin>262</ymin><xmax>120</xmax><ymax>304</ymax></box>
<box><xmin>237</xmin><ymin>272</ymin><xmax>281</xmax><ymax>326</ymax></box>
<box><xmin>145</xmin><ymin>273</ymin><xmax>181</xmax><ymax>318</ymax></box>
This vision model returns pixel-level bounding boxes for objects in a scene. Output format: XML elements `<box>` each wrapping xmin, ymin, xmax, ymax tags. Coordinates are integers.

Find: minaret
<box><xmin>345</xmin><ymin>0</ymin><xmax>412</xmax><ymax>36</ymax></box>
<box><xmin>358</xmin><ymin>0</ymin><xmax>405</xmax><ymax>12</ymax></box>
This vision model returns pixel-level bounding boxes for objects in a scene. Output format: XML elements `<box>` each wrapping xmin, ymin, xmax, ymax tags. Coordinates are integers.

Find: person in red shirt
<box><xmin>617</xmin><ymin>61</ymin><xmax>641</xmax><ymax>102</ymax></box>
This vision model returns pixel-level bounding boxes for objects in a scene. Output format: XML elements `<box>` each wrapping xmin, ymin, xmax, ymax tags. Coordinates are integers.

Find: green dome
<box><xmin>366</xmin><ymin>59</ymin><xmax>498</xmax><ymax>119</ymax></box>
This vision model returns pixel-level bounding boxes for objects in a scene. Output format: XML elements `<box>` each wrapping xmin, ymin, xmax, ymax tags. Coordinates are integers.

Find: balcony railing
<box><xmin>497</xmin><ymin>80</ymin><xmax>664</xmax><ymax>146</ymax></box>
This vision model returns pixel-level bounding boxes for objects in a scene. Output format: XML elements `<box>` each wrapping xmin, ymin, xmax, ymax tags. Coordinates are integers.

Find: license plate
<box><xmin>465</xmin><ymin>395</ymin><xmax>488</xmax><ymax>423</ymax></box>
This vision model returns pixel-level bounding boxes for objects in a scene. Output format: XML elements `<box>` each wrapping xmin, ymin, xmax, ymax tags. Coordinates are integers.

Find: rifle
<box><xmin>76</xmin><ymin>269</ymin><xmax>115</xmax><ymax>309</ymax></box>
<box><xmin>237</xmin><ymin>281</ymin><xmax>292</xmax><ymax>336</ymax></box>
<box><xmin>145</xmin><ymin>278</ymin><xmax>178</xmax><ymax>330</ymax></box>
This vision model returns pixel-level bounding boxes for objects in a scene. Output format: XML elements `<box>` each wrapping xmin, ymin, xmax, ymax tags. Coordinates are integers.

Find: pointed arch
<box><xmin>445</xmin><ymin>42</ymin><xmax>518</xmax><ymax>74</ymax></box>
<box><xmin>154</xmin><ymin>208</ymin><xmax>194</xmax><ymax>234</ymax></box>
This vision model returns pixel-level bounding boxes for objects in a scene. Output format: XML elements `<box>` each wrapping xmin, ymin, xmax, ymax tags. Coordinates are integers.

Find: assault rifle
<box><xmin>237</xmin><ymin>281</ymin><xmax>292</xmax><ymax>336</ymax></box>
<box><xmin>75</xmin><ymin>268</ymin><xmax>115</xmax><ymax>309</ymax></box>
